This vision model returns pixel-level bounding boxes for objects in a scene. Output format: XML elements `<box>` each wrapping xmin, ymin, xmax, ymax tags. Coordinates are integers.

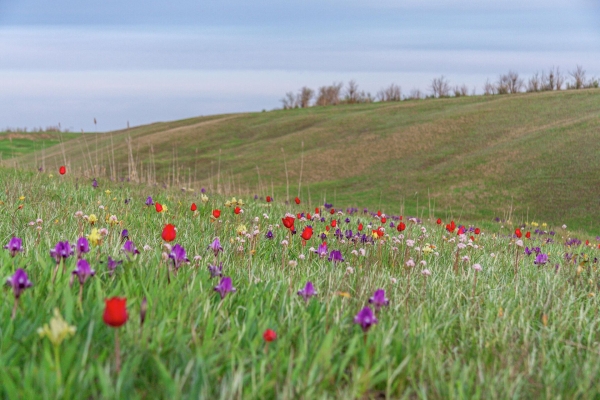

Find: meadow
<box><xmin>4</xmin><ymin>89</ymin><xmax>600</xmax><ymax>234</ymax></box>
<box><xmin>1</xmin><ymin>167</ymin><xmax>599</xmax><ymax>399</ymax></box>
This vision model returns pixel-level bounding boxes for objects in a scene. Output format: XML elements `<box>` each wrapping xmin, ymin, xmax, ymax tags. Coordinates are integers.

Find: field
<box><xmin>3</xmin><ymin>89</ymin><xmax>600</xmax><ymax>234</ymax></box>
<box><xmin>0</xmin><ymin>131</ymin><xmax>80</xmax><ymax>162</ymax></box>
<box><xmin>1</xmin><ymin>167</ymin><xmax>599</xmax><ymax>399</ymax></box>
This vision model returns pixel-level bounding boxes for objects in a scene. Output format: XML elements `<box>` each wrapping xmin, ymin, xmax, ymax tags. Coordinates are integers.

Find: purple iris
<box><xmin>345</xmin><ymin>230</ymin><xmax>353</xmax><ymax>240</ymax></box>
<box><xmin>169</xmin><ymin>244</ymin><xmax>190</xmax><ymax>270</ymax></box>
<box><xmin>324</xmin><ymin>203</ymin><xmax>333</xmax><ymax>209</ymax></box>
<box><xmin>328</xmin><ymin>250</ymin><xmax>344</xmax><ymax>263</ymax></box>
<box><xmin>214</xmin><ymin>276</ymin><xmax>236</xmax><ymax>299</ymax></box>
<box><xmin>209</xmin><ymin>237</ymin><xmax>223</xmax><ymax>257</ymax></box>
<box><xmin>345</xmin><ymin>218</ymin><xmax>351</xmax><ymax>223</ymax></box>
<box><xmin>145</xmin><ymin>196</ymin><xmax>154</xmax><ymax>206</ymax></box>
<box><xmin>50</xmin><ymin>241</ymin><xmax>73</xmax><ymax>264</ymax></box>
<box><xmin>334</xmin><ymin>229</ymin><xmax>343</xmax><ymax>240</ymax></box>
<box><xmin>201</xmin><ymin>188</ymin><xmax>207</xmax><ymax>194</ymax></box>
<box><xmin>121</xmin><ymin>229</ymin><xmax>129</xmax><ymax>240</ymax></box>
<box><xmin>72</xmin><ymin>259</ymin><xmax>95</xmax><ymax>285</ymax></box>
<box><xmin>6</xmin><ymin>268</ymin><xmax>32</xmax><ymax>299</ymax></box>
<box><xmin>76</xmin><ymin>237</ymin><xmax>90</xmax><ymax>259</ymax></box>
<box><xmin>92</xmin><ymin>178</ymin><xmax>98</xmax><ymax>189</ymax></box>
<box><xmin>106</xmin><ymin>256</ymin><xmax>122</xmax><ymax>276</ymax></box>
<box><xmin>534</xmin><ymin>253</ymin><xmax>549</xmax><ymax>266</ymax></box>
<box><xmin>208</xmin><ymin>262</ymin><xmax>223</xmax><ymax>278</ymax></box>
<box><xmin>122</xmin><ymin>240</ymin><xmax>140</xmax><ymax>257</ymax></box>
<box><xmin>265</xmin><ymin>231</ymin><xmax>274</xmax><ymax>239</ymax></box>
<box><xmin>315</xmin><ymin>242</ymin><xmax>328</xmax><ymax>258</ymax></box>
<box><xmin>368</xmin><ymin>289</ymin><xmax>389</xmax><ymax>311</ymax></box>
<box><xmin>524</xmin><ymin>247</ymin><xmax>533</xmax><ymax>256</ymax></box>
<box><xmin>4</xmin><ymin>237</ymin><xmax>23</xmax><ymax>257</ymax></box>
<box><xmin>565</xmin><ymin>238</ymin><xmax>582</xmax><ymax>247</ymax></box>
<box><xmin>297</xmin><ymin>281</ymin><xmax>317</xmax><ymax>302</ymax></box>
<box><xmin>354</xmin><ymin>306</ymin><xmax>378</xmax><ymax>333</ymax></box>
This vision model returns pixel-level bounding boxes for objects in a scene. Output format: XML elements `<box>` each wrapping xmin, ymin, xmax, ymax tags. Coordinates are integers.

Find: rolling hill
<box><xmin>4</xmin><ymin>89</ymin><xmax>600</xmax><ymax>233</ymax></box>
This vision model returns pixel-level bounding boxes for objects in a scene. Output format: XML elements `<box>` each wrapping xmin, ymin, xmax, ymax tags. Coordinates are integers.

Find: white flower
<box><xmin>457</xmin><ymin>243</ymin><xmax>467</xmax><ymax>250</ymax></box>
<box><xmin>472</xmin><ymin>263</ymin><xmax>483</xmax><ymax>272</ymax></box>
<box><xmin>490</xmin><ymin>253</ymin><xmax>496</xmax><ymax>258</ymax></box>
<box><xmin>359</xmin><ymin>248</ymin><xmax>366</xmax><ymax>256</ymax></box>
<box><xmin>163</xmin><ymin>243</ymin><xmax>172</xmax><ymax>252</ymax></box>
<box><xmin>562</xmin><ymin>224</ymin><xmax>567</xmax><ymax>229</ymax></box>
<box><xmin>74</xmin><ymin>211</ymin><xmax>83</xmax><ymax>218</ymax></box>
<box><xmin>288</xmin><ymin>260</ymin><xmax>298</xmax><ymax>267</ymax></box>
<box><xmin>309</xmin><ymin>247</ymin><xmax>315</xmax><ymax>252</ymax></box>
<box><xmin>36</xmin><ymin>218</ymin><xmax>43</xmax><ymax>225</ymax></box>
<box><xmin>414</xmin><ymin>246</ymin><xmax>421</xmax><ymax>252</ymax></box>
<box><xmin>398</xmin><ymin>234</ymin><xmax>404</xmax><ymax>240</ymax></box>
<box><xmin>143</xmin><ymin>244</ymin><xmax>152</xmax><ymax>251</ymax></box>
<box><xmin>99</xmin><ymin>205</ymin><xmax>105</xmax><ymax>210</ymax></box>
<box><xmin>298</xmin><ymin>254</ymin><xmax>305</xmax><ymax>260</ymax></box>
<box><xmin>390</xmin><ymin>277</ymin><xmax>398</xmax><ymax>284</ymax></box>
<box><xmin>28</xmin><ymin>221</ymin><xmax>35</xmax><ymax>226</ymax></box>
<box><xmin>421</xmin><ymin>226</ymin><xmax>427</xmax><ymax>234</ymax></box>
<box><xmin>99</xmin><ymin>228</ymin><xmax>109</xmax><ymax>236</ymax></box>
<box><xmin>263</xmin><ymin>213</ymin><xmax>269</xmax><ymax>219</ymax></box>
<box><xmin>351</xmin><ymin>250</ymin><xmax>358</xmax><ymax>256</ymax></box>
<box><xmin>515</xmin><ymin>239</ymin><xmax>524</xmax><ymax>247</ymax></box>
<box><xmin>193</xmin><ymin>255</ymin><xmax>202</xmax><ymax>262</ymax></box>
<box><xmin>161</xmin><ymin>252</ymin><xmax>169</xmax><ymax>260</ymax></box>
<box><xmin>281</xmin><ymin>240</ymin><xmax>288</xmax><ymax>246</ymax></box>
<box><xmin>462</xmin><ymin>255</ymin><xmax>470</xmax><ymax>262</ymax></box>
<box><xmin>346</xmin><ymin>267</ymin><xmax>354</xmax><ymax>274</ymax></box>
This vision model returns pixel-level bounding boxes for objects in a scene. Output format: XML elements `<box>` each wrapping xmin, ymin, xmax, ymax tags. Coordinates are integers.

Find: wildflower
<box><xmin>143</xmin><ymin>244</ymin><xmax>152</xmax><ymax>251</ymax></box>
<box><xmin>103</xmin><ymin>297</ymin><xmax>128</xmax><ymax>327</ymax></box>
<box><xmin>208</xmin><ymin>262</ymin><xmax>223</xmax><ymax>278</ymax></box>
<box><xmin>50</xmin><ymin>241</ymin><xmax>73</xmax><ymax>264</ymax></box>
<box><xmin>421</xmin><ymin>269</ymin><xmax>431</xmax><ymax>276</ymax></box>
<box><xmin>297</xmin><ymin>281</ymin><xmax>316</xmax><ymax>302</ymax></box>
<box><xmin>145</xmin><ymin>196</ymin><xmax>154</xmax><ymax>206</ymax></box>
<box><xmin>346</xmin><ymin>266</ymin><xmax>354</xmax><ymax>274</ymax></box>
<box><xmin>406</xmin><ymin>239</ymin><xmax>415</xmax><ymax>247</ymax></box>
<box><xmin>515</xmin><ymin>228</ymin><xmax>522</xmax><ymax>239</ymax></box>
<box><xmin>169</xmin><ymin>244</ymin><xmax>190</xmax><ymax>270</ymax></box>
<box><xmin>77</xmin><ymin>236</ymin><xmax>92</xmax><ymax>255</ymax></box>
<box><xmin>282</xmin><ymin>216</ymin><xmax>295</xmax><ymax>230</ymax></box>
<box><xmin>236</xmin><ymin>224</ymin><xmax>247</xmax><ymax>235</ymax></box>
<box><xmin>288</xmin><ymin>260</ymin><xmax>298</xmax><ymax>268</ymax></box>
<box><xmin>59</xmin><ymin>165</ymin><xmax>66</xmax><ymax>175</ymax></box>
<box><xmin>88</xmin><ymin>214</ymin><xmax>98</xmax><ymax>225</ymax></box>
<box><xmin>534</xmin><ymin>253</ymin><xmax>549</xmax><ymax>266</ymax></box>
<box><xmin>121</xmin><ymin>229</ymin><xmax>129</xmax><ymax>240</ymax></box>
<box><xmin>210</xmin><ymin>237</ymin><xmax>223</xmax><ymax>256</ymax></box>
<box><xmin>472</xmin><ymin>263</ymin><xmax>483</xmax><ymax>272</ymax></box>
<box><xmin>281</xmin><ymin>240</ymin><xmax>289</xmax><ymax>246</ymax></box>
<box><xmin>99</xmin><ymin>228</ymin><xmax>109</xmax><ymax>236</ymax></box>
<box><xmin>72</xmin><ymin>259</ymin><xmax>95</xmax><ymax>285</ymax></box>
<box><xmin>214</xmin><ymin>276</ymin><xmax>236</xmax><ymax>299</ymax></box>
<box><xmin>391</xmin><ymin>277</ymin><xmax>398</xmax><ymax>284</ymax></box>
<box><xmin>301</xmin><ymin>226</ymin><xmax>313</xmax><ymax>241</ymax></box>
<box><xmin>106</xmin><ymin>256</ymin><xmax>122</xmax><ymax>276</ymax></box>
<box><xmin>368</xmin><ymin>289</ymin><xmax>389</xmax><ymax>311</ymax></box>
<box><xmin>191</xmin><ymin>203</ymin><xmax>197</xmax><ymax>212</ymax></box>
<box><xmin>328</xmin><ymin>250</ymin><xmax>344</xmax><ymax>263</ymax></box>
<box><xmin>354</xmin><ymin>307</ymin><xmax>378</xmax><ymax>333</ymax></box>
<box><xmin>405</xmin><ymin>259</ymin><xmax>415</xmax><ymax>268</ymax></box>
<box><xmin>4</xmin><ymin>237</ymin><xmax>23</xmax><ymax>257</ymax></box>
<box><xmin>6</xmin><ymin>268</ymin><xmax>32</xmax><ymax>299</ymax></box>
<box><xmin>38</xmin><ymin>308</ymin><xmax>76</xmax><ymax>346</ymax></box>
<box><xmin>162</xmin><ymin>224</ymin><xmax>177</xmax><ymax>242</ymax></box>
<box><xmin>263</xmin><ymin>329</ymin><xmax>277</xmax><ymax>342</ymax></box>
<box><xmin>212</xmin><ymin>209</ymin><xmax>221</xmax><ymax>219</ymax></box>
<box><xmin>201</xmin><ymin>194</ymin><xmax>209</xmax><ymax>203</ymax></box>
<box><xmin>122</xmin><ymin>240</ymin><xmax>140</xmax><ymax>257</ymax></box>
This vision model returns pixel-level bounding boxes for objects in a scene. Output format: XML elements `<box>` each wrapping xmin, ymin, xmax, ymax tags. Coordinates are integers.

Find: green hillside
<box><xmin>5</xmin><ymin>90</ymin><xmax>600</xmax><ymax>233</ymax></box>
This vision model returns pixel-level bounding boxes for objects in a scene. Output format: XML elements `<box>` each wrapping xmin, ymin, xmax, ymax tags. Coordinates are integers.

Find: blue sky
<box><xmin>1</xmin><ymin>0</ymin><xmax>599</xmax><ymax>131</ymax></box>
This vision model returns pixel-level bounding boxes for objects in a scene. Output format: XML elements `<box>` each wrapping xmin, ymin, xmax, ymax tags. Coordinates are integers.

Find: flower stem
<box><xmin>54</xmin><ymin>344</ymin><xmax>62</xmax><ymax>384</ymax></box>
<box><xmin>115</xmin><ymin>329</ymin><xmax>121</xmax><ymax>374</ymax></box>
<box><xmin>11</xmin><ymin>297</ymin><xmax>18</xmax><ymax>320</ymax></box>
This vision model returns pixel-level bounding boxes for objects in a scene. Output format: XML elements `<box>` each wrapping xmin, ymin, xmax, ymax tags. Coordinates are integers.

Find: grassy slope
<box><xmin>0</xmin><ymin>131</ymin><xmax>80</xmax><ymax>161</ymax></box>
<box><xmin>6</xmin><ymin>90</ymin><xmax>600</xmax><ymax>234</ymax></box>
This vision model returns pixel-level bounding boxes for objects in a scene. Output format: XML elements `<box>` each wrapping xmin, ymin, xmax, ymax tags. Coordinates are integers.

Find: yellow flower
<box><xmin>162</xmin><ymin>204</ymin><xmax>168</xmax><ymax>213</ymax></box>
<box><xmin>105</xmin><ymin>190</ymin><xmax>111</xmax><ymax>195</ymax></box>
<box><xmin>337</xmin><ymin>292</ymin><xmax>351</xmax><ymax>298</ymax></box>
<box><xmin>423</xmin><ymin>244</ymin><xmax>434</xmax><ymax>255</ymax></box>
<box><xmin>238</xmin><ymin>199</ymin><xmax>244</xmax><ymax>206</ymax></box>
<box><xmin>19</xmin><ymin>196</ymin><xmax>25</xmax><ymax>201</ymax></box>
<box><xmin>531</xmin><ymin>221</ymin><xmax>539</xmax><ymax>227</ymax></box>
<box><xmin>37</xmin><ymin>308</ymin><xmax>76</xmax><ymax>347</ymax></box>
<box><xmin>88</xmin><ymin>214</ymin><xmax>98</xmax><ymax>225</ymax></box>
<box><xmin>87</xmin><ymin>228</ymin><xmax>101</xmax><ymax>246</ymax></box>
<box><xmin>49</xmin><ymin>174</ymin><xmax>54</xmax><ymax>178</ymax></box>
<box><xmin>225</xmin><ymin>201</ymin><xmax>232</xmax><ymax>207</ymax></box>
<box><xmin>236</xmin><ymin>224</ymin><xmax>247</xmax><ymax>235</ymax></box>
<box><xmin>542</xmin><ymin>223</ymin><xmax>547</xmax><ymax>228</ymax></box>
<box><xmin>201</xmin><ymin>194</ymin><xmax>209</xmax><ymax>203</ymax></box>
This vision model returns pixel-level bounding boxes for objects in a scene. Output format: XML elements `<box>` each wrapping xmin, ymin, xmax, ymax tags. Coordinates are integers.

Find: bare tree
<box><xmin>542</xmin><ymin>67</ymin><xmax>564</xmax><ymax>91</ymax></box>
<box><xmin>345</xmin><ymin>80</ymin><xmax>360</xmax><ymax>104</ymax></box>
<box><xmin>281</xmin><ymin>92</ymin><xmax>297</xmax><ymax>109</ymax></box>
<box><xmin>527</xmin><ymin>72</ymin><xmax>541</xmax><ymax>92</ymax></box>
<box><xmin>431</xmin><ymin>76</ymin><xmax>450</xmax><ymax>98</ymax></box>
<box><xmin>315</xmin><ymin>82</ymin><xmax>343</xmax><ymax>106</ymax></box>
<box><xmin>298</xmin><ymin>87</ymin><xmax>314</xmax><ymax>108</ymax></box>
<box><xmin>497</xmin><ymin>71</ymin><xmax>523</xmax><ymax>94</ymax></box>
<box><xmin>453</xmin><ymin>84</ymin><xmax>469</xmax><ymax>97</ymax></box>
<box><xmin>568</xmin><ymin>65</ymin><xmax>586</xmax><ymax>90</ymax></box>
<box><xmin>483</xmin><ymin>79</ymin><xmax>496</xmax><ymax>95</ymax></box>
<box><xmin>408</xmin><ymin>88</ymin><xmax>423</xmax><ymax>100</ymax></box>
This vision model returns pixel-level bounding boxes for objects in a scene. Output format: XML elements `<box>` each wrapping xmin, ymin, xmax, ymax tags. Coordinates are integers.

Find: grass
<box><xmin>3</xmin><ymin>90</ymin><xmax>599</xmax><ymax>235</ymax></box>
<box><xmin>0</xmin><ymin>168</ymin><xmax>599</xmax><ymax>398</ymax></box>
<box><xmin>0</xmin><ymin>131</ymin><xmax>80</xmax><ymax>161</ymax></box>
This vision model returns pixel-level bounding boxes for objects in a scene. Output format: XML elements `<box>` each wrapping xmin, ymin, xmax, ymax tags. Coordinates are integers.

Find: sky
<box><xmin>1</xmin><ymin>0</ymin><xmax>599</xmax><ymax>132</ymax></box>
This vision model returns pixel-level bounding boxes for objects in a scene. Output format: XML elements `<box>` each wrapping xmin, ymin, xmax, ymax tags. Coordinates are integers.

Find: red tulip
<box><xmin>155</xmin><ymin>203</ymin><xmax>163</xmax><ymax>213</ymax></box>
<box><xmin>470</xmin><ymin>236</ymin><xmax>475</xmax><ymax>241</ymax></box>
<box><xmin>296</xmin><ymin>213</ymin><xmax>302</xmax><ymax>219</ymax></box>
<box><xmin>525</xmin><ymin>231</ymin><xmax>531</xmax><ymax>239</ymax></box>
<box><xmin>515</xmin><ymin>228</ymin><xmax>522</xmax><ymax>239</ymax></box>
<box><xmin>162</xmin><ymin>224</ymin><xmax>176</xmax><ymax>242</ymax></box>
<box><xmin>446</xmin><ymin>220</ymin><xmax>456</xmax><ymax>233</ymax></box>
<box><xmin>266</xmin><ymin>196</ymin><xmax>272</xmax><ymax>203</ymax></box>
<box><xmin>377</xmin><ymin>210</ymin><xmax>382</xmax><ymax>217</ymax></box>
<box><xmin>190</xmin><ymin>203</ymin><xmax>197</xmax><ymax>212</ymax></box>
<box><xmin>59</xmin><ymin>165</ymin><xmax>66</xmax><ymax>175</ymax></box>
<box><xmin>301</xmin><ymin>227</ymin><xmax>313</xmax><ymax>241</ymax></box>
<box><xmin>331</xmin><ymin>220</ymin><xmax>337</xmax><ymax>228</ymax></box>
<box><xmin>397</xmin><ymin>222</ymin><xmax>406</xmax><ymax>232</ymax></box>
<box><xmin>325</xmin><ymin>225</ymin><xmax>330</xmax><ymax>231</ymax></box>
<box><xmin>586</xmin><ymin>240</ymin><xmax>590</xmax><ymax>246</ymax></box>
<box><xmin>474</xmin><ymin>228</ymin><xmax>481</xmax><ymax>235</ymax></box>
<box><xmin>457</xmin><ymin>226</ymin><xmax>465</xmax><ymax>235</ymax></box>
<box><xmin>399</xmin><ymin>215</ymin><xmax>403</xmax><ymax>220</ymax></box>
<box><xmin>103</xmin><ymin>297</ymin><xmax>128</xmax><ymax>328</ymax></box>
<box><xmin>263</xmin><ymin>329</ymin><xmax>277</xmax><ymax>342</ymax></box>
<box><xmin>381</xmin><ymin>217</ymin><xmax>386</xmax><ymax>224</ymax></box>
<box><xmin>307</xmin><ymin>213</ymin><xmax>311</xmax><ymax>219</ymax></box>
<box><xmin>358</xmin><ymin>223</ymin><xmax>363</xmax><ymax>231</ymax></box>
<box><xmin>436</xmin><ymin>218</ymin><xmax>442</xmax><ymax>225</ymax></box>
<box><xmin>295</xmin><ymin>197</ymin><xmax>301</xmax><ymax>205</ymax></box>
<box><xmin>330</xmin><ymin>208</ymin><xmax>335</xmax><ymax>215</ymax></box>
<box><xmin>315</xmin><ymin>207</ymin><xmax>320</xmax><ymax>214</ymax></box>
<box><xmin>282</xmin><ymin>216</ymin><xmax>295</xmax><ymax>230</ymax></box>
<box><xmin>212</xmin><ymin>209</ymin><xmax>221</xmax><ymax>219</ymax></box>
<box><xmin>234</xmin><ymin>207</ymin><xmax>241</xmax><ymax>215</ymax></box>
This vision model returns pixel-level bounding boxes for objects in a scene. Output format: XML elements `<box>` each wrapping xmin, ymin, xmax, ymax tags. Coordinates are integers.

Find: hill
<box><xmin>4</xmin><ymin>90</ymin><xmax>600</xmax><ymax>233</ymax></box>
